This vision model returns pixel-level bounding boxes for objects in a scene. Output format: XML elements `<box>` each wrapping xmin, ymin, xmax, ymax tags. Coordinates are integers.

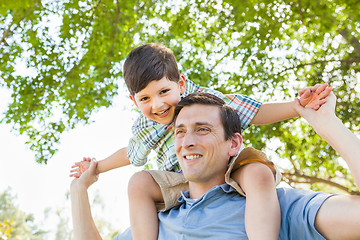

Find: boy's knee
<box><xmin>128</xmin><ymin>171</ymin><xmax>154</xmax><ymax>195</ymax></box>
<box><xmin>128</xmin><ymin>171</ymin><xmax>162</xmax><ymax>201</ymax></box>
<box><xmin>235</xmin><ymin>163</ymin><xmax>276</xmax><ymax>191</ymax></box>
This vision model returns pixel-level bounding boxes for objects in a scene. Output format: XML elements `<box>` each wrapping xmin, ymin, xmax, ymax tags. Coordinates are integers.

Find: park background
<box><xmin>1</xmin><ymin>0</ymin><xmax>359</xmax><ymax>239</ymax></box>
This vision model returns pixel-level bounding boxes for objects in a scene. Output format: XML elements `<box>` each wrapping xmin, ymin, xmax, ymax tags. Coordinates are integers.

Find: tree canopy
<box><xmin>1</xmin><ymin>0</ymin><xmax>359</xmax><ymax>193</ymax></box>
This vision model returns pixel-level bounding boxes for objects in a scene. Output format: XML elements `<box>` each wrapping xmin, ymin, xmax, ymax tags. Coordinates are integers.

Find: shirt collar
<box><xmin>178</xmin><ymin>183</ymin><xmax>237</xmax><ymax>205</ymax></box>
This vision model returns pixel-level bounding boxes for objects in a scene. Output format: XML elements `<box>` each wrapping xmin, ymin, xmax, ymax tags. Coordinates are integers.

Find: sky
<box><xmin>0</xmin><ymin>85</ymin><xmax>141</xmax><ymax>236</ymax></box>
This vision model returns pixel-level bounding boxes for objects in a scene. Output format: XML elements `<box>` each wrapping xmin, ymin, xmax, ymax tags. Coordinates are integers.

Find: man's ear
<box><xmin>229</xmin><ymin>133</ymin><xmax>243</xmax><ymax>156</ymax></box>
<box><xmin>178</xmin><ymin>74</ymin><xmax>186</xmax><ymax>94</ymax></box>
<box><xmin>129</xmin><ymin>94</ymin><xmax>138</xmax><ymax>108</ymax></box>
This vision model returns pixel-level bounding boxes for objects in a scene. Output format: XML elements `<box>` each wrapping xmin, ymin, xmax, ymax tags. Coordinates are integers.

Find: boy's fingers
<box><xmin>318</xmin><ymin>86</ymin><xmax>333</xmax><ymax>98</ymax></box>
<box><xmin>300</xmin><ymin>88</ymin><xmax>311</xmax><ymax>98</ymax></box>
<box><xmin>69</xmin><ymin>173</ymin><xmax>80</xmax><ymax>178</ymax></box>
<box><xmin>70</xmin><ymin>168</ymin><xmax>81</xmax><ymax>173</ymax></box>
<box><xmin>310</xmin><ymin>83</ymin><xmax>322</xmax><ymax>92</ymax></box>
<box><xmin>315</xmin><ymin>83</ymin><xmax>328</xmax><ymax>94</ymax></box>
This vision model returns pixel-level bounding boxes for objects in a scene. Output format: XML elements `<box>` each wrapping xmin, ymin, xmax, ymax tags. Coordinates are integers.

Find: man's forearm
<box><xmin>312</xmin><ymin>116</ymin><xmax>360</xmax><ymax>188</ymax></box>
<box><xmin>71</xmin><ymin>183</ymin><xmax>102</xmax><ymax>240</ymax></box>
<box><xmin>251</xmin><ymin>101</ymin><xmax>299</xmax><ymax>125</ymax></box>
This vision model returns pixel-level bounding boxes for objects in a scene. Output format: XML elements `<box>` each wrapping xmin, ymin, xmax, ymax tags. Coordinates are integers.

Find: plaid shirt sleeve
<box><xmin>222</xmin><ymin>94</ymin><xmax>261</xmax><ymax>132</ymax></box>
<box><xmin>188</xmin><ymin>81</ymin><xmax>261</xmax><ymax>132</ymax></box>
<box><xmin>127</xmin><ymin>115</ymin><xmax>169</xmax><ymax>166</ymax></box>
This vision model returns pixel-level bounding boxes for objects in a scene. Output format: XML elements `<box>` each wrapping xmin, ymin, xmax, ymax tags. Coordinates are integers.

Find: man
<box><xmin>71</xmin><ymin>92</ymin><xmax>360</xmax><ymax>239</ymax></box>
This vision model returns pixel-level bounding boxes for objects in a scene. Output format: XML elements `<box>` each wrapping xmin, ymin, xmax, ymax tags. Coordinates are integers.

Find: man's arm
<box><xmin>71</xmin><ymin>159</ymin><xmax>102</xmax><ymax>240</ymax></box>
<box><xmin>295</xmin><ymin>92</ymin><xmax>360</xmax><ymax>240</ymax></box>
<box><xmin>295</xmin><ymin>92</ymin><xmax>360</xmax><ymax>188</ymax></box>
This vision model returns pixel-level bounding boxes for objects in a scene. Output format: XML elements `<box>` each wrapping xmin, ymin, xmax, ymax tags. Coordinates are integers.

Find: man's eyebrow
<box><xmin>175</xmin><ymin>123</ymin><xmax>185</xmax><ymax>129</ymax></box>
<box><xmin>175</xmin><ymin>122</ymin><xmax>213</xmax><ymax>128</ymax></box>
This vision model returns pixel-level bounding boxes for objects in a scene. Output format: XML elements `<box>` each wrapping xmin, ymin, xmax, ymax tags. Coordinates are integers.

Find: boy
<box><xmin>70</xmin><ymin>43</ymin><xmax>332</xmax><ymax>240</ymax></box>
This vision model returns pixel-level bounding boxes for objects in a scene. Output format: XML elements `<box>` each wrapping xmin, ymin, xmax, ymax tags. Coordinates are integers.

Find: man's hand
<box><xmin>71</xmin><ymin>158</ymin><xmax>99</xmax><ymax>191</ymax></box>
<box><xmin>299</xmin><ymin>83</ymin><xmax>333</xmax><ymax>110</ymax></box>
<box><xmin>70</xmin><ymin>157</ymin><xmax>92</xmax><ymax>178</ymax></box>
<box><xmin>295</xmin><ymin>91</ymin><xmax>337</xmax><ymax>129</ymax></box>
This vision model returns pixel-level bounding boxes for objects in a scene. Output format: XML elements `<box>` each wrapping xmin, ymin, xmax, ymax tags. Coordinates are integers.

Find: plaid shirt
<box><xmin>127</xmin><ymin>79</ymin><xmax>262</xmax><ymax>172</ymax></box>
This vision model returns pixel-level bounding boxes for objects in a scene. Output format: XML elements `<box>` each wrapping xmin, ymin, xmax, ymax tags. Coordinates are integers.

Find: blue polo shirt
<box><xmin>114</xmin><ymin>184</ymin><xmax>332</xmax><ymax>240</ymax></box>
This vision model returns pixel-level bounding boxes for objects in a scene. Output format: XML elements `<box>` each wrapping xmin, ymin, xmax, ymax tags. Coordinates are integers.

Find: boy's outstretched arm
<box><xmin>250</xmin><ymin>83</ymin><xmax>332</xmax><ymax>125</ymax></box>
<box><xmin>96</xmin><ymin>147</ymin><xmax>130</xmax><ymax>173</ymax></box>
<box><xmin>70</xmin><ymin>147</ymin><xmax>130</xmax><ymax>178</ymax></box>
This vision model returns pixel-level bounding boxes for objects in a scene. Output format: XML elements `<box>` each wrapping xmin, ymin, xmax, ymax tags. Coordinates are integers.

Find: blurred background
<box><xmin>1</xmin><ymin>0</ymin><xmax>359</xmax><ymax>239</ymax></box>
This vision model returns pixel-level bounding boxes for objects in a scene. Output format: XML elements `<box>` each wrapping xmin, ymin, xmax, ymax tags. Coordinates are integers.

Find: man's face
<box><xmin>175</xmin><ymin>104</ymin><xmax>240</xmax><ymax>184</ymax></box>
<box><xmin>130</xmin><ymin>76</ymin><xmax>186</xmax><ymax>125</ymax></box>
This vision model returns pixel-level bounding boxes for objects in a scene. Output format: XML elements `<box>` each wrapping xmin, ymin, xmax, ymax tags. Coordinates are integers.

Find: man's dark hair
<box><xmin>123</xmin><ymin>43</ymin><xmax>180</xmax><ymax>96</ymax></box>
<box><xmin>174</xmin><ymin>92</ymin><xmax>242</xmax><ymax>140</ymax></box>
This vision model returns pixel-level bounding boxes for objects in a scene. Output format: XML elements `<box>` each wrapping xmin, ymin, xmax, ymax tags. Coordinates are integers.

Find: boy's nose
<box><xmin>152</xmin><ymin>97</ymin><xmax>164</xmax><ymax>109</ymax></box>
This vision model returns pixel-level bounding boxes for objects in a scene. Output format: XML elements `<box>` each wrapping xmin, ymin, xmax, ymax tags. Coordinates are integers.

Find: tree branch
<box><xmin>65</xmin><ymin>0</ymin><xmax>102</xmax><ymax>78</ymax></box>
<box><xmin>339</xmin><ymin>27</ymin><xmax>360</xmax><ymax>57</ymax></box>
<box><xmin>209</xmin><ymin>49</ymin><xmax>232</xmax><ymax>72</ymax></box>
<box><xmin>105</xmin><ymin>0</ymin><xmax>120</xmax><ymax>75</ymax></box>
<box><xmin>288</xmin><ymin>156</ymin><xmax>300</xmax><ymax>174</ymax></box>
<box><xmin>297</xmin><ymin>0</ymin><xmax>304</xmax><ymax>23</ymax></box>
<box><xmin>0</xmin><ymin>7</ymin><xmax>33</xmax><ymax>46</ymax></box>
<box><xmin>278</xmin><ymin>58</ymin><xmax>360</xmax><ymax>74</ymax></box>
<box><xmin>282</xmin><ymin>171</ymin><xmax>360</xmax><ymax>195</ymax></box>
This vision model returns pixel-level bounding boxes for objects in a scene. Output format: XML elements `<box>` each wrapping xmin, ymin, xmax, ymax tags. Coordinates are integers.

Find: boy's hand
<box><xmin>70</xmin><ymin>157</ymin><xmax>92</xmax><ymax>178</ymax></box>
<box><xmin>298</xmin><ymin>83</ymin><xmax>333</xmax><ymax>110</ymax></box>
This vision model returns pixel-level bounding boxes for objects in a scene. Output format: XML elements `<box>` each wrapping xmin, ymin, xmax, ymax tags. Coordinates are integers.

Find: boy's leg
<box><xmin>231</xmin><ymin>162</ymin><xmax>280</xmax><ymax>240</ymax></box>
<box><xmin>314</xmin><ymin>194</ymin><xmax>360</xmax><ymax>240</ymax></box>
<box><xmin>128</xmin><ymin>171</ymin><xmax>163</xmax><ymax>240</ymax></box>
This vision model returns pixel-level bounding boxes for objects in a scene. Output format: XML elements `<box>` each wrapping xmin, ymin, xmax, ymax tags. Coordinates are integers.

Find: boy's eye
<box><xmin>160</xmin><ymin>89</ymin><xmax>170</xmax><ymax>94</ymax></box>
<box><xmin>140</xmin><ymin>96</ymin><xmax>149</xmax><ymax>102</ymax></box>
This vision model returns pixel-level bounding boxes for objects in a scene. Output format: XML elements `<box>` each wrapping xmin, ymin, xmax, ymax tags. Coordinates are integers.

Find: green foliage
<box><xmin>0</xmin><ymin>189</ymin><xmax>46</xmax><ymax>240</ymax></box>
<box><xmin>1</xmin><ymin>0</ymin><xmax>359</xmax><ymax>193</ymax></box>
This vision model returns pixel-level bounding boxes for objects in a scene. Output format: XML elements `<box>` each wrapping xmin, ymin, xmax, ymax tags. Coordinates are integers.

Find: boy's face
<box><xmin>130</xmin><ymin>75</ymin><xmax>186</xmax><ymax>124</ymax></box>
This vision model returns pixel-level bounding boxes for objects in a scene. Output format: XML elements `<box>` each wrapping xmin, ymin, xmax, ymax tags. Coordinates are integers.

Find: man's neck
<box><xmin>188</xmin><ymin>178</ymin><xmax>226</xmax><ymax>199</ymax></box>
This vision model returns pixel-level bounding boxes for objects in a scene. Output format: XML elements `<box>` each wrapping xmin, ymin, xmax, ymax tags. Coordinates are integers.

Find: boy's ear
<box><xmin>229</xmin><ymin>133</ymin><xmax>243</xmax><ymax>157</ymax></box>
<box><xmin>129</xmin><ymin>94</ymin><xmax>138</xmax><ymax>108</ymax></box>
<box><xmin>178</xmin><ymin>74</ymin><xmax>186</xmax><ymax>94</ymax></box>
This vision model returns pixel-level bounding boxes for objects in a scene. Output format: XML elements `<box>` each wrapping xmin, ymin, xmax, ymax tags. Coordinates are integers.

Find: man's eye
<box><xmin>175</xmin><ymin>129</ymin><xmax>185</xmax><ymax>136</ymax></box>
<box><xmin>198</xmin><ymin>127</ymin><xmax>210</xmax><ymax>133</ymax></box>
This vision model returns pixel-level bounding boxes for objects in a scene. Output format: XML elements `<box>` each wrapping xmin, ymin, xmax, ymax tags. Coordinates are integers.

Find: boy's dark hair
<box><xmin>123</xmin><ymin>43</ymin><xmax>180</xmax><ymax>96</ymax></box>
<box><xmin>174</xmin><ymin>92</ymin><xmax>242</xmax><ymax>140</ymax></box>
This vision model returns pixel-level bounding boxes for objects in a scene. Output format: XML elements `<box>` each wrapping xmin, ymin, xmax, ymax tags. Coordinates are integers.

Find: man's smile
<box><xmin>183</xmin><ymin>154</ymin><xmax>203</xmax><ymax>160</ymax></box>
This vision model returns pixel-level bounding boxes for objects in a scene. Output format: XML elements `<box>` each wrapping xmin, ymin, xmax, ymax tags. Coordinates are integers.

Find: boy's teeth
<box><xmin>156</xmin><ymin>109</ymin><xmax>167</xmax><ymax>115</ymax></box>
<box><xmin>185</xmin><ymin>155</ymin><xmax>201</xmax><ymax>160</ymax></box>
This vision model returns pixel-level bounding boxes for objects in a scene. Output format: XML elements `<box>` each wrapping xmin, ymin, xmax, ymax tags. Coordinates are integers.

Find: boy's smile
<box><xmin>130</xmin><ymin>76</ymin><xmax>186</xmax><ymax>125</ymax></box>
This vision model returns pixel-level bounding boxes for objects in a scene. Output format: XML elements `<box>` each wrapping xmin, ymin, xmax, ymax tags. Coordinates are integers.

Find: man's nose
<box><xmin>182</xmin><ymin>132</ymin><xmax>196</xmax><ymax>148</ymax></box>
